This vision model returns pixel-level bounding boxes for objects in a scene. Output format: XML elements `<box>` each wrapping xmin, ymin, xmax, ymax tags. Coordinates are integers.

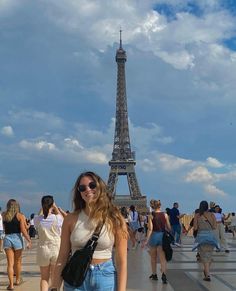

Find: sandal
<box><xmin>15</xmin><ymin>277</ymin><xmax>24</xmax><ymax>286</ymax></box>
<box><xmin>6</xmin><ymin>286</ymin><xmax>14</xmax><ymax>290</ymax></box>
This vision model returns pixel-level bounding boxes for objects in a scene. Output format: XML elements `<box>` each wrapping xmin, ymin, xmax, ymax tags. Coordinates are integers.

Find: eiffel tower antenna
<box><xmin>119</xmin><ymin>28</ymin><xmax>122</xmax><ymax>49</ymax></box>
<box><xmin>107</xmin><ymin>31</ymin><xmax>147</xmax><ymax>211</ymax></box>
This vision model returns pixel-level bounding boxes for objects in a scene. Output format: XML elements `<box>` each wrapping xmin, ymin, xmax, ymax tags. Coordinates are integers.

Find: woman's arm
<box><xmin>17</xmin><ymin>213</ymin><xmax>32</xmax><ymax>248</ymax></box>
<box><xmin>142</xmin><ymin>214</ymin><xmax>153</xmax><ymax>248</ymax></box>
<box><xmin>210</xmin><ymin>213</ymin><xmax>217</xmax><ymax>229</ymax></box>
<box><xmin>164</xmin><ymin>213</ymin><xmax>171</xmax><ymax>231</ymax></box>
<box><xmin>193</xmin><ymin>214</ymin><xmax>198</xmax><ymax>231</ymax></box>
<box><xmin>58</xmin><ymin>207</ymin><xmax>68</xmax><ymax>218</ymax></box>
<box><xmin>52</xmin><ymin>203</ymin><xmax>60</xmax><ymax>215</ymax></box>
<box><xmin>51</xmin><ymin>214</ymin><xmax>74</xmax><ymax>289</ymax></box>
<box><xmin>115</xmin><ymin>228</ymin><xmax>128</xmax><ymax>291</ymax></box>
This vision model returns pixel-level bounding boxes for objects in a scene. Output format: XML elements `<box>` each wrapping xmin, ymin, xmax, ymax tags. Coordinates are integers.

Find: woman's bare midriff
<box><xmin>91</xmin><ymin>258</ymin><xmax>111</xmax><ymax>265</ymax></box>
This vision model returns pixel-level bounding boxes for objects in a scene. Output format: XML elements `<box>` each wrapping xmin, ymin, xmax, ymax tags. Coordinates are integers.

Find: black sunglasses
<box><xmin>78</xmin><ymin>181</ymin><xmax>97</xmax><ymax>192</ymax></box>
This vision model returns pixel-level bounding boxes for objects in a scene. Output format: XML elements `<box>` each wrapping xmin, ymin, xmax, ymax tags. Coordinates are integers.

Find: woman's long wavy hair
<box><xmin>199</xmin><ymin>200</ymin><xmax>209</xmax><ymax>215</ymax></box>
<box><xmin>41</xmin><ymin>195</ymin><xmax>54</xmax><ymax>219</ymax></box>
<box><xmin>4</xmin><ymin>199</ymin><xmax>20</xmax><ymax>222</ymax></box>
<box><xmin>72</xmin><ymin>171</ymin><xmax>128</xmax><ymax>237</ymax></box>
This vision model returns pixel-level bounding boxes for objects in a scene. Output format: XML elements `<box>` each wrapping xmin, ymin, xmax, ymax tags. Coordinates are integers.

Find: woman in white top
<box><xmin>129</xmin><ymin>205</ymin><xmax>140</xmax><ymax>249</ymax></box>
<box><xmin>213</xmin><ymin>205</ymin><xmax>229</xmax><ymax>253</ymax></box>
<box><xmin>34</xmin><ymin>195</ymin><xmax>65</xmax><ymax>291</ymax></box>
<box><xmin>51</xmin><ymin>171</ymin><xmax>128</xmax><ymax>291</ymax></box>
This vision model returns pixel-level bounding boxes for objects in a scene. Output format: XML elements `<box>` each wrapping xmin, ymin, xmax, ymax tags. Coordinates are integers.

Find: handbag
<box><xmin>162</xmin><ymin>230</ymin><xmax>174</xmax><ymax>261</ymax></box>
<box><xmin>61</xmin><ymin>221</ymin><xmax>104</xmax><ymax>287</ymax></box>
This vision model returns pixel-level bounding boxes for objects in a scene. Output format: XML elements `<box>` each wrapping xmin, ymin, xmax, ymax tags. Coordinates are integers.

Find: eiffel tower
<box><xmin>107</xmin><ymin>31</ymin><xmax>147</xmax><ymax>211</ymax></box>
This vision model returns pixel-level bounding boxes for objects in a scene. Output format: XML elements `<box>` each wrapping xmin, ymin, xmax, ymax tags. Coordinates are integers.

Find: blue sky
<box><xmin>1</xmin><ymin>0</ymin><xmax>236</xmax><ymax>216</ymax></box>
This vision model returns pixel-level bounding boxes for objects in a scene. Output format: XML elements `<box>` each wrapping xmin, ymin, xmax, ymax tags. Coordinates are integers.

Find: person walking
<box><xmin>129</xmin><ymin>205</ymin><xmax>140</xmax><ymax>249</ymax></box>
<box><xmin>2</xmin><ymin>199</ymin><xmax>32</xmax><ymax>290</ymax></box>
<box><xmin>192</xmin><ymin>200</ymin><xmax>219</xmax><ymax>281</ymax></box>
<box><xmin>29</xmin><ymin>213</ymin><xmax>37</xmax><ymax>239</ymax></box>
<box><xmin>186</xmin><ymin>209</ymin><xmax>200</xmax><ymax>260</ymax></box>
<box><xmin>229</xmin><ymin>212</ymin><xmax>236</xmax><ymax>237</ymax></box>
<box><xmin>50</xmin><ymin>171</ymin><xmax>128</xmax><ymax>291</ymax></box>
<box><xmin>213</xmin><ymin>205</ymin><xmax>230</xmax><ymax>253</ymax></box>
<box><xmin>34</xmin><ymin>196</ymin><xmax>65</xmax><ymax>291</ymax></box>
<box><xmin>169</xmin><ymin>202</ymin><xmax>185</xmax><ymax>246</ymax></box>
<box><xmin>142</xmin><ymin>199</ymin><xmax>171</xmax><ymax>284</ymax></box>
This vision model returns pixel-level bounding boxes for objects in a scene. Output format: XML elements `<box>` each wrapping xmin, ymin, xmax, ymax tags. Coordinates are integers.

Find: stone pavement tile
<box><xmin>0</xmin><ymin>234</ymin><xmax>236</xmax><ymax>290</ymax></box>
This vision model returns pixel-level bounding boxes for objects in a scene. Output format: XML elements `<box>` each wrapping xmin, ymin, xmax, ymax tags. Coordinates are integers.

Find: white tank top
<box><xmin>70</xmin><ymin>211</ymin><xmax>114</xmax><ymax>259</ymax></box>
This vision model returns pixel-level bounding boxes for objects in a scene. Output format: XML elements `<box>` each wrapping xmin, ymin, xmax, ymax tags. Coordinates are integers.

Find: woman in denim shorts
<box><xmin>50</xmin><ymin>171</ymin><xmax>128</xmax><ymax>291</ymax></box>
<box><xmin>2</xmin><ymin>199</ymin><xmax>32</xmax><ymax>290</ymax></box>
<box><xmin>142</xmin><ymin>199</ymin><xmax>171</xmax><ymax>284</ymax></box>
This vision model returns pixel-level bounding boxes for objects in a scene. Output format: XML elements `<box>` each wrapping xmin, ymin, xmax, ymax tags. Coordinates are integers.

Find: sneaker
<box><xmin>161</xmin><ymin>273</ymin><xmax>168</xmax><ymax>284</ymax></box>
<box><xmin>203</xmin><ymin>276</ymin><xmax>211</xmax><ymax>282</ymax></box>
<box><xmin>149</xmin><ymin>274</ymin><xmax>158</xmax><ymax>281</ymax></box>
<box><xmin>225</xmin><ymin>249</ymin><xmax>230</xmax><ymax>253</ymax></box>
<box><xmin>174</xmin><ymin>242</ymin><xmax>181</xmax><ymax>247</ymax></box>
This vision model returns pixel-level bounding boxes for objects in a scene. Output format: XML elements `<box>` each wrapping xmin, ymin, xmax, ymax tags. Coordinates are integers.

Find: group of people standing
<box><xmin>0</xmin><ymin>171</ymin><xmax>234</xmax><ymax>290</ymax></box>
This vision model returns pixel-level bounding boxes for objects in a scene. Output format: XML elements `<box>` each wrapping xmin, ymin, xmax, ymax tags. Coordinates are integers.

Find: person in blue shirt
<box><xmin>169</xmin><ymin>202</ymin><xmax>185</xmax><ymax>246</ymax></box>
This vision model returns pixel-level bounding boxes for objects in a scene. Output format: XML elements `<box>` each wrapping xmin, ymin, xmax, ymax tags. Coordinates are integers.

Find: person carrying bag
<box><xmin>61</xmin><ymin>221</ymin><xmax>104</xmax><ymax>287</ymax></box>
<box><xmin>50</xmin><ymin>171</ymin><xmax>128</xmax><ymax>291</ymax></box>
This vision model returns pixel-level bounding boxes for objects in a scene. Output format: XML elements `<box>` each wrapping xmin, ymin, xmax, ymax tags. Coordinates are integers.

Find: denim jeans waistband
<box><xmin>90</xmin><ymin>259</ymin><xmax>113</xmax><ymax>270</ymax></box>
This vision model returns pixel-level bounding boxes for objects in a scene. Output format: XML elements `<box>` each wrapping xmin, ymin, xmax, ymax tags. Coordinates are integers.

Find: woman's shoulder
<box><xmin>63</xmin><ymin>212</ymin><xmax>79</xmax><ymax>224</ymax></box>
<box><xmin>16</xmin><ymin>212</ymin><xmax>26</xmax><ymax>220</ymax></box>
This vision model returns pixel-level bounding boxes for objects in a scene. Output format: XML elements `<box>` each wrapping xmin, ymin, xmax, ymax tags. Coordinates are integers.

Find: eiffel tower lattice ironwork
<box><xmin>107</xmin><ymin>31</ymin><xmax>147</xmax><ymax>210</ymax></box>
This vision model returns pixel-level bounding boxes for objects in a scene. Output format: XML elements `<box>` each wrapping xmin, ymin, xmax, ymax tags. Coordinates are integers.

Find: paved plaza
<box><xmin>0</xmin><ymin>234</ymin><xmax>236</xmax><ymax>291</ymax></box>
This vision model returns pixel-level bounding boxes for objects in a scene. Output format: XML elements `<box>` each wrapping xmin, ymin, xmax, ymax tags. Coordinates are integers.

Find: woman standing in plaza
<box><xmin>34</xmin><ymin>195</ymin><xmax>65</xmax><ymax>291</ymax></box>
<box><xmin>129</xmin><ymin>205</ymin><xmax>140</xmax><ymax>249</ymax></box>
<box><xmin>2</xmin><ymin>199</ymin><xmax>32</xmax><ymax>290</ymax></box>
<box><xmin>142</xmin><ymin>199</ymin><xmax>171</xmax><ymax>284</ymax></box>
<box><xmin>193</xmin><ymin>200</ymin><xmax>219</xmax><ymax>281</ymax></box>
<box><xmin>51</xmin><ymin>171</ymin><xmax>128</xmax><ymax>291</ymax></box>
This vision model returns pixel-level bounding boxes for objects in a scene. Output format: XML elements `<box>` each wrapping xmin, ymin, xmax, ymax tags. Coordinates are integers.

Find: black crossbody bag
<box><xmin>61</xmin><ymin>222</ymin><xmax>104</xmax><ymax>287</ymax></box>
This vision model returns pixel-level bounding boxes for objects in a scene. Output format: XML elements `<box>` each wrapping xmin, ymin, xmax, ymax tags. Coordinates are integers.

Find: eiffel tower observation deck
<box><xmin>107</xmin><ymin>31</ymin><xmax>147</xmax><ymax>212</ymax></box>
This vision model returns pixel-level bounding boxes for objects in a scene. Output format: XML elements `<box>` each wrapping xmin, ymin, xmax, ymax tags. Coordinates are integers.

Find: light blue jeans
<box><xmin>171</xmin><ymin>224</ymin><xmax>181</xmax><ymax>244</ymax></box>
<box><xmin>63</xmin><ymin>259</ymin><xmax>117</xmax><ymax>291</ymax></box>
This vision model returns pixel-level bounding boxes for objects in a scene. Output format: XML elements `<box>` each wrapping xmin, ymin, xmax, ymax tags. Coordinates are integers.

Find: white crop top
<box><xmin>70</xmin><ymin>210</ymin><xmax>115</xmax><ymax>259</ymax></box>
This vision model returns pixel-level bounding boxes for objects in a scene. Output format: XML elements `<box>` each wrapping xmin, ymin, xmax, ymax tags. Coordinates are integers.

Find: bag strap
<box><xmin>84</xmin><ymin>220</ymin><xmax>104</xmax><ymax>250</ymax></box>
<box><xmin>203</xmin><ymin>214</ymin><xmax>213</xmax><ymax>229</ymax></box>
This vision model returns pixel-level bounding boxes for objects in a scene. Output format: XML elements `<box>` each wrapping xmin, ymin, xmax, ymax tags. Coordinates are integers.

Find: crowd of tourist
<box><xmin>0</xmin><ymin>171</ymin><xmax>235</xmax><ymax>290</ymax></box>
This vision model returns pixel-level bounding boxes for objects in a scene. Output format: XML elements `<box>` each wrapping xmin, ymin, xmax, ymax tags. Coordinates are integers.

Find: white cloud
<box><xmin>140</xmin><ymin>158</ymin><xmax>157</xmax><ymax>172</ymax></box>
<box><xmin>84</xmin><ymin>150</ymin><xmax>108</xmax><ymax>164</ymax></box>
<box><xmin>130</xmin><ymin>121</ymin><xmax>174</xmax><ymax>151</ymax></box>
<box><xmin>204</xmin><ymin>184</ymin><xmax>226</xmax><ymax>197</ymax></box>
<box><xmin>9</xmin><ymin>110</ymin><xmax>64</xmax><ymax>130</ymax></box>
<box><xmin>0</xmin><ymin>0</ymin><xmax>21</xmax><ymax>15</ymax></box>
<box><xmin>19</xmin><ymin>140</ymin><xmax>56</xmax><ymax>151</ymax></box>
<box><xmin>64</xmin><ymin>138</ymin><xmax>84</xmax><ymax>150</ymax></box>
<box><xmin>184</xmin><ymin>166</ymin><xmax>236</xmax><ymax>198</ymax></box>
<box><xmin>1</xmin><ymin>125</ymin><xmax>14</xmax><ymax>137</ymax></box>
<box><xmin>206</xmin><ymin>157</ymin><xmax>224</xmax><ymax>168</ymax></box>
<box><xmin>18</xmin><ymin>136</ymin><xmax>109</xmax><ymax>165</ymax></box>
<box><xmin>185</xmin><ymin>166</ymin><xmax>214</xmax><ymax>183</ymax></box>
<box><xmin>159</xmin><ymin>153</ymin><xmax>192</xmax><ymax>171</ymax></box>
